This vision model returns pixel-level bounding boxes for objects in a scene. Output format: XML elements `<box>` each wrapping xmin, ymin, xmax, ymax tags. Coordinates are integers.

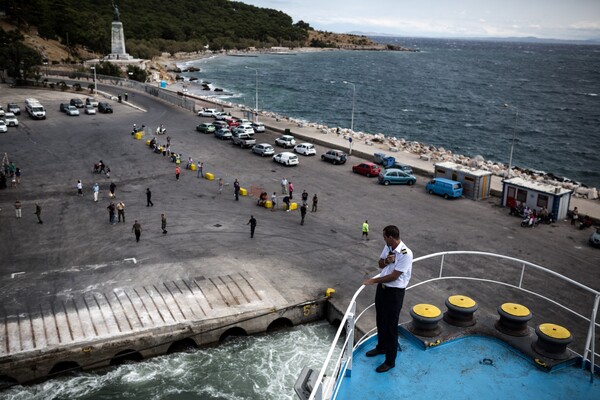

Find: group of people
<box><xmin>509</xmin><ymin>202</ymin><xmax>552</xmax><ymax>225</ymax></box>
<box><xmin>2</xmin><ymin>161</ymin><xmax>22</xmax><ymax>189</ymax></box>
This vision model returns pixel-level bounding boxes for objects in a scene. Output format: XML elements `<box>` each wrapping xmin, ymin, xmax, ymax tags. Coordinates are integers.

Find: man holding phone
<box><xmin>362</xmin><ymin>225</ymin><xmax>413</xmax><ymax>373</ymax></box>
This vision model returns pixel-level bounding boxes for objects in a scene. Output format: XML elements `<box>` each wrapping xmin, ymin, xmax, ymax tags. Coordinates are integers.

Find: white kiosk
<box><xmin>502</xmin><ymin>177</ymin><xmax>573</xmax><ymax>221</ymax></box>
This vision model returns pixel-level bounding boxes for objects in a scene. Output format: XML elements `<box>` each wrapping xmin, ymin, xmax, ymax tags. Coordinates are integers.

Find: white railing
<box><xmin>307</xmin><ymin>251</ymin><xmax>600</xmax><ymax>400</ymax></box>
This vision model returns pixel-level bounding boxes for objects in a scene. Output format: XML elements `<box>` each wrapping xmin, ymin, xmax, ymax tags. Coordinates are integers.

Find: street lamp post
<box><xmin>504</xmin><ymin>104</ymin><xmax>518</xmax><ymax>179</ymax></box>
<box><xmin>245</xmin><ymin>66</ymin><xmax>259</xmax><ymax>122</ymax></box>
<box><xmin>91</xmin><ymin>66</ymin><xmax>97</xmax><ymax>94</ymax></box>
<box><xmin>343</xmin><ymin>81</ymin><xmax>356</xmax><ymax>132</ymax></box>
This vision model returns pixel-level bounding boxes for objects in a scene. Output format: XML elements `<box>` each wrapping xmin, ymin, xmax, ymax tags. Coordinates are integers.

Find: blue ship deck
<box><xmin>335</xmin><ymin>333</ymin><xmax>600</xmax><ymax>400</ymax></box>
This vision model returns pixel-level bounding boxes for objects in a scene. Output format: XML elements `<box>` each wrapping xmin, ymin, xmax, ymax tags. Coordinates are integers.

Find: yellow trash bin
<box><xmin>289</xmin><ymin>202</ymin><xmax>298</xmax><ymax>211</ymax></box>
<box><xmin>239</xmin><ymin>188</ymin><xmax>248</xmax><ymax>196</ymax></box>
<box><xmin>204</xmin><ymin>172</ymin><xmax>215</xmax><ymax>181</ymax></box>
<box><xmin>145</xmin><ymin>139</ymin><xmax>152</xmax><ymax>146</ymax></box>
<box><xmin>134</xmin><ymin>132</ymin><xmax>144</xmax><ymax>140</ymax></box>
<box><xmin>190</xmin><ymin>163</ymin><xmax>197</xmax><ymax>171</ymax></box>
<box><xmin>265</xmin><ymin>200</ymin><xmax>273</xmax><ymax>209</ymax></box>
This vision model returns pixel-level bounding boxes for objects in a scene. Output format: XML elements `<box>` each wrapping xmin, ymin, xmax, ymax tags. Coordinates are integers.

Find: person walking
<box><xmin>161</xmin><ymin>214</ymin><xmax>167</xmax><ymax>234</ymax></box>
<box><xmin>247</xmin><ymin>215</ymin><xmax>257</xmax><ymax>238</ymax></box>
<box><xmin>218</xmin><ymin>178</ymin><xmax>223</xmax><ymax>195</ymax></box>
<box><xmin>105</xmin><ymin>166</ymin><xmax>111</xmax><ymax>179</ymax></box>
<box><xmin>132</xmin><ymin>220</ymin><xmax>142</xmax><ymax>242</ymax></box>
<box><xmin>311</xmin><ymin>194</ymin><xmax>318</xmax><ymax>212</ymax></box>
<box><xmin>93</xmin><ymin>182</ymin><xmax>100</xmax><ymax>202</ymax></box>
<box><xmin>271</xmin><ymin>192</ymin><xmax>277</xmax><ymax>211</ymax></box>
<box><xmin>301</xmin><ymin>190</ymin><xmax>308</xmax><ymax>205</ymax></box>
<box><xmin>76</xmin><ymin>180</ymin><xmax>83</xmax><ymax>196</ymax></box>
<box><xmin>283</xmin><ymin>195</ymin><xmax>290</xmax><ymax>212</ymax></box>
<box><xmin>196</xmin><ymin>161</ymin><xmax>202</xmax><ymax>178</ymax></box>
<box><xmin>362</xmin><ymin>225</ymin><xmax>413</xmax><ymax>373</ymax></box>
<box><xmin>107</xmin><ymin>202</ymin><xmax>116</xmax><ymax>224</ymax></box>
<box><xmin>234</xmin><ymin>179</ymin><xmax>240</xmax><ymax>201</ymax></box>
<box><xmin>116</xmin><ymin>201</ymin><xmax>125</xmax><ymax>222</ymax></box>
<box><xmin>35</xmin><ymin>203</ymin><xmax>43</xmax><ymax>224</ymax></box>
<box><xmin>109</xmin><ymin>182</ymin><xmax>116</xmax><ymax>199</ymax></box>
<box><xmin>288</xmin><ymin>181</ymin><xmax>294</xmax><ymax>199</ymax></box>
<box><xmin>300</xmin><ymin>203</ymin><xmax>307</xmax><ymax>225</ymax></box>
<box><xmin>14</xmin><ymin>199</ymin><xmax>22</xmax><ymax>219</ymax></box>
<box><xmin>146</xmin><ymin>188</ymin><xmax>154</xmax><ymax>207</ymax></box>
<box><xmin>200</xmin><ymin>162</ymin><xmax>204</xmax><ymax>178</ymax></box>
<box><xmin>15</xmin><ymin>168</ymin><xmax>21</xmax><ymax>184</ymax></box>
<box><xmin>175</xmin><ymin>166</ymin><xmax>181</xmax><ymax>180</ymax></box>
<box><xmin>362</xmin><ymin>220</ymin><xmax>369</xmax><ymax>240</ymax></box>
<box><xmin>281</xmin><ymin>177</ymin><xmax>288</xmax><ymax>194</ymax></box>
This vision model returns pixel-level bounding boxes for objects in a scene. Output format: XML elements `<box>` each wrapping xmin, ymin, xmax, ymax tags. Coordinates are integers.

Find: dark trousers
<box><xmin>118</xmin><ymin>210</ymin><xmax>125</xmax><ymax>222</ymax></box>
<box><xmin>134</xmin><ymin>230</ymin><xmax>141</xmax><ymax>242</ymax></box>
<box><xmin>147</xmin><ymin>197</ymin><xmax>153</xmax><ymax>206</ymax></box>
<box><xmin>250</xmin><ymin>225</ymin><xmax>256</xmax><ymax>238</ymax></box>
<box><xmin>375</xmin><ymin>284</ymin><xmax>405</xmax><ymax>366</ymax></box>
<box><xmin>235</xmin><ymin>190</ymin><xmax>239</xmax><ymax>201</ymax></box>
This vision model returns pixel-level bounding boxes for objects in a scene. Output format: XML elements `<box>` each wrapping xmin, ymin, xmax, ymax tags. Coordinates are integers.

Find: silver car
<box><xmin>65</xmin><ymin>106</ymin><xmax>80</xmax><ymax>116</ymax></box>
<box><xmin>252</xmin><ymin>143</ymin><xmax>275</xmax><ymax>157</ymax></box>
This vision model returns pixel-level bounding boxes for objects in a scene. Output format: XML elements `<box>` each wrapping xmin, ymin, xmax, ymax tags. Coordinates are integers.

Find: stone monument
<box><xmin>107</xmin><ymin>1</ymin><xmax>133</xmax><ymax>60</ymax></box>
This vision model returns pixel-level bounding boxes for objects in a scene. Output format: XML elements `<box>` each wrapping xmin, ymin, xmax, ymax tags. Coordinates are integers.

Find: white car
<box><xmin>0</xmin><ymin>120</ymin><xmax>7</xmax><ymax>133</ymax></box>
<box><xmin>0</xmin><ymin>106</ymin><xmax>5</xmax><ymax>118</ymax></box>
<box><xmin>65</xmin><ymin>106</ymin><xmax>80</xmax><ymax>116</ymax></box>
<box><xmin>252</xmin><ymin>122</ymin><xmax>265</xmax><ymax>132</ymax></box>
<box><xmin>84</xmin><ymin>105</ymin><xmax>97</xmax><ymax>115</ymax></box>
<box><xmin>294</xmin><ymin>143</ymin><xmax>317</xmax><ymax>156</ymax></box>
<box><xmin>252</xmin><ymin>143</ymin><xmax>275</xmax><ymax>157</ymax></box>
<box><xmin>273</xmin><ymin>152</ymin><xmax>299</xmax><ymax>166</ymax></box>
<box><xmin>275</xmin><ymin>135</ymin><xmax>296</xmax><ymax>148</ymax></box>
<box><xmin>233</xmin><ymin>125</ymin><xmax>255</xmax><ymax>135</ymax></box>
<box><xmin>198</xmin><ymin>108</ymin><xmax>220</xmax><ymax>117</ymax></box>
<box><xmin>4</xmin><ymin>112</ymin><xmax>18</xmax><ymax>126</ymax></box>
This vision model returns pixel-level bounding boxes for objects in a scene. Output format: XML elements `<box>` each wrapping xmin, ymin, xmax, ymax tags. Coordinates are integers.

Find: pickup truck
<box><xmin>232</xmin><ymin>132</ymin><xmax>256</xmax><ymax>148</ymax></box>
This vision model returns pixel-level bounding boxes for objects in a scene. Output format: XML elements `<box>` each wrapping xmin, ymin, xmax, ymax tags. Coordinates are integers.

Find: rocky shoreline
<box><xmin>167</xmin><ymin>57</ymin><xmax>598</xmax><ymax>201</ymax></box>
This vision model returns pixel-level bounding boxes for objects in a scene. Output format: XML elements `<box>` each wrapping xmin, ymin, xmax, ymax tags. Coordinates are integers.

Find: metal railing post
<box><xmin>439</xmin><ymin>254</ymin><xmax>445</xmax><ymax>278</ymax></box>
<box><xmin>582</xmin><ymin>294</ymin><xmax>599</xmax><ymax>382</ymax></box>
<box><xmin>344</xmin><ymin>301</ymin><xmax>356</xmax><ymax>377</ymax></box>
<box><xmin>518</xmin><ymin>264</ymin><xmax>526</xmax><ymax>288</ymax></box>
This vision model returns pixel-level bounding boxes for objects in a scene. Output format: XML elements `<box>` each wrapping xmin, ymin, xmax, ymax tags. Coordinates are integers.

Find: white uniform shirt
<box><xmin>379</xmin><ymin>241</ymin><xmax>413</xmax><ymax>288</ymax></box>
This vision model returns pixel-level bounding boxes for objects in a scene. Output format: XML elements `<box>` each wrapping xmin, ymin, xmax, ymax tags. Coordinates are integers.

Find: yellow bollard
<box><xmin>239</xmin><ymin>187</ymin><xmax>248</xmax><ymax>196</ymax></box>
<box><xmin>204</xmin><ymin>172</ymin><xmax>215</xmax><ymax>181</ymax></box>
<box><xmin>190</xmin><ymin>163</ymin><xmax>197</xmax><ymax>171</ymax></box>
<box><xmin>134</xmin><ymin>132</ymin><xmax>144</xmax><ymax>140</ymax></box>
<box><xmin>145</xmin><ymin>139</ymin><xmax>151</xmax><ymax>146</ymax></box>
<box><xmin>265</xmin><ymin>200</ymin><xmax>273</xmax><ymax>209</ymax></box>
<box><xmin>289</xmin><ymin>202</ymin><xmax>298</xmax><ymax>211</ymax></box>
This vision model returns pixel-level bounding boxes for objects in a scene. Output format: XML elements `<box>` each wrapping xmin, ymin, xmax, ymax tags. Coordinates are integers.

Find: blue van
<box><xmin>426</xmin><ymin>178</ymin><xmax>463</xmax><ymax>199</ymax></box>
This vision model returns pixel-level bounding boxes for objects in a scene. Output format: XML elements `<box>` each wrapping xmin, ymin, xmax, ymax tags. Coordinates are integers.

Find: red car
<box><xmin>352</xmin><ymin>162</ymin><xmax>381</xmax><ymax>177</ymax></box>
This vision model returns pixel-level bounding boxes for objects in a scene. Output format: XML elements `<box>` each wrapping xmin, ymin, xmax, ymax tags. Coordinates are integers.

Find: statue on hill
<box><xmin>112</xmin><ymin>0</ymin><xmax>120</xmax><ymax>22</ymax></box>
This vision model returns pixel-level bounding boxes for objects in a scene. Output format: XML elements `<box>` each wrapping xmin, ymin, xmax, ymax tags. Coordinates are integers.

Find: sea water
<box><xmin>2</xmin><ymin>321</ymin><xmax>339</xmax><ymax>400</ymax></box>
<box><xmin>183</xmin><ymin>37</ymin><xmax>600</xmax><ymax>188</ymax></box>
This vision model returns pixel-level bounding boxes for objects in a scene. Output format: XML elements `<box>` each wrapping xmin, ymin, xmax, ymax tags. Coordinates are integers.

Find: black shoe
<box><xmin>365</xmin><ymin>348</ymin><xmax>384</xmax><ymax>357</ymax></box>
<box><xmin>375</xmin><ymin>363</ymin><xmax>394</xmax><ymax>373</ymax></box>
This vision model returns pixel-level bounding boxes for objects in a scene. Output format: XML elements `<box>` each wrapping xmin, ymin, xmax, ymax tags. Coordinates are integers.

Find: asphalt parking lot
<box><xmin>0</xmin><ymin>83</ymin><xmax>598</xmax><ymax>351</ymax></box>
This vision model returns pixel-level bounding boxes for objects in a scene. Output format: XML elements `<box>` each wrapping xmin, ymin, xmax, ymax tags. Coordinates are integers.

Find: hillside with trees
<box><xmin>3</xmin><ymin>0</ymin><xmax>312</xmax><ymax>58</ymax></box>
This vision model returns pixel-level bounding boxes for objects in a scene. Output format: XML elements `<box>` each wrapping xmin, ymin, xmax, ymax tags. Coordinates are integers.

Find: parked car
<box><xmin>252</xmin><ymin>122</ymin><xmax>265</xmax><ymax>132</ymax></box>
<box><xmin>275</xmin><ymin>135</ymin><xmax>296</xmax><ymax>148</ymax></box>
<box><xmin>294</xmin><ymin>143</ymin><xmax>317</xmax><ymax>156</ymax></box>
<box><xmin>226</xmin><ymin>119</ymin><xmax>240</xmax><ymax>128</ymax></box>
<box><xmin>589</xmin><ymin>228</ymin><xmax>600</xmax><ymax>248</ymax></box>
<box><xmin>233</xmin><ymin>125</ymin><xmax>255</xmax><ymax>135</ymax></box>
<box><xmin>84</xmin><ymin>104</ymin><xmax>97</xmax><ymax>115</ymax></box>
<box><xmin>352</xmin><ymin>162</ymin><xmax>381</xmax><ymax>177</ymax></box>
<box><xmin>196</xmin><ymin>123</ymin><xmax>216</xmax><ymax>133</ymax></box>
<box><xmin>0</xmin><ymin>105</ymin><xmax>5</xmax><ymax>118</ymax></box>
<box><xmin>98</xmin><ymin>102</ymin><xmax>113</xmax><ymax>113</ymax></box>
<box><xmin>273</xmin><ymin>152</ymin><xmax>299</xmax><ymax>166</ymax></box>
<box><xmin>321</xmin><ymin>149</ymin><xmax>347</xmax><ymax>165</ymax></box>
<box><xmin>213</xmin><ymin>120</ymin><xmax>229</xmax><ymax>129</ymax></box>
<box><xmin>214</xmin><ymin>128</ymin><xmax>232</xmax><ymax>140</ymax></box>
<box><xmin>4</xmin><ymin>112</ymin><xmax>19</xmax><ymax>126</ymax></box>
<box><xmin>65</xmin><ymin>105</ymin><xmax>80</xmax><ymax>116</ymax></box>
<box><xmin>198</xmin><ymin>108</ymin><xmax>220</xmax><ymax>117</ymax></box>
<box><xmin>252</xmin><ymin>143</ymin><xmax>275</xmax><ymax>157</ymax></box>
<box><xmin>59</xmin><ymin>103</ymin><xmax>70</xmax><ymax>112</ymax></box>
<box><xmin>377</xmin><ymin>169</ymin><xmax>416</xmax><ymax>185</ymax></box>
<box><xmin>70</xmin><ymin>98</ymin><xmax>84</xmax><ymax>108</ymax></box>
<box><xmin>425</xmin><ymin>177</ymin><xmax>463</xmax><ymax>199</ymax></box>
<box><xmin>0</xmin><ymin>120</ymin><xmax>7</xmax><ymax>133</ymax></box>
<box><xmin>85</xmin><ymin>97</ymin><xmax>99</xmax><ymax>107</ymax></box>
<box><xmin>7</xmin><ymin>103</ymin><xmax>21</xmax><ymax>115</ymax></box>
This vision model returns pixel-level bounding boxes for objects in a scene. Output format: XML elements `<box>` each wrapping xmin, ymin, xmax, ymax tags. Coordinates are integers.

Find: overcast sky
<box><xmin>241</xmin><ymin>0</ymin><xmax>600</xmax><ymax>40</ymax></box>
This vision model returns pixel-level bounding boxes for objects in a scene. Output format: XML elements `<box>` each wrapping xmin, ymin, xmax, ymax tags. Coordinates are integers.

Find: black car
<box><xmin>70</xmin><ymin>98</ymin><xmax>84</xmax><ymax>108</ymax></box>
<box><xmin>98</xmin><ymin>102</ymin><xmax>113</xmax><ymax>113</ymax></box>
<box><xmin>7</xmin><ymin>103</ymin><xmax>21</xmax><ymax>115</ymax></box>
<box><xmin>59</xmin><ymin>103</ymin><xmax>70</xmax><ymax>112</ymax></box>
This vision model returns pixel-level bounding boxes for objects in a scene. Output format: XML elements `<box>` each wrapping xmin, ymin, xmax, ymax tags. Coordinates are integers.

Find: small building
<box><xmin>433</xmin><ymin>162</ymin><xmax>492</xmax><ymax>201</ymax></box>
<box><xmin>502</xmin><ymin>177</ymin><xmax>573</xmax><ymax>221</ymax></box>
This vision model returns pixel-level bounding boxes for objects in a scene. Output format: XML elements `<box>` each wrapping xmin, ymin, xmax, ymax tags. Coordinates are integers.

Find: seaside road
<box><xmin>0</xmin><ymin>84</ymin><xmax>598</xmax><ymax>360</ymax></box>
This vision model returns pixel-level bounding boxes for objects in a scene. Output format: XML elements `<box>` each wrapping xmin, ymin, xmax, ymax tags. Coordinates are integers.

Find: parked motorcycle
<box><xmin>521</xmin><ymin>216</ymin><xmax>539</xmax><ymax>228</ymax></box>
